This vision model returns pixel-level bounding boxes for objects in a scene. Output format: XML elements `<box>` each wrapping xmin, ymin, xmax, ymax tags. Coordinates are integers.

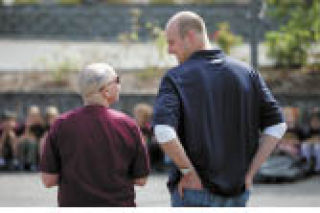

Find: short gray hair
<box><xmin>78</xmin><ymin>63</ymin><xmax>116</xmax><ymax>99</ymax></box>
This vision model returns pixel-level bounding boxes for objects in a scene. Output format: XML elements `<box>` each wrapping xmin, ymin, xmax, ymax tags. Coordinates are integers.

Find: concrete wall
<box><xmin>0</xmin><ymin>92</ymin><xmax>319</xmax><ymax>122</ymax></box>
<box><xmin>0</xmin><ymin>4</ymin><xmax>277</xmax><ymax>41</ymax></box>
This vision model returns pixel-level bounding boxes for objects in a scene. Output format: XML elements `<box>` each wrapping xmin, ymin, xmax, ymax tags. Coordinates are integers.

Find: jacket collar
<box><xmin>189</xmin><ymin>49</ymin><xmax>225</xmax><ymax>61</ymax></box>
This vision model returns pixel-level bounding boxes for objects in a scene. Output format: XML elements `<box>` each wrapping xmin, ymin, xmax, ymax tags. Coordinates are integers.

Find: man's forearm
<box><xmin>246</xmin><ymin>134</ymin><xmax>280</xmax><ymax>179</ymax></box>
<box><xmin>160</xmin><ymin>138</ymin><xmax>203</xmax><ymax>195</ymax></box>
<box><xmin>159</xmin><ymin>138</ymin><xmax>193</xmax><ymax>170</ymax></box>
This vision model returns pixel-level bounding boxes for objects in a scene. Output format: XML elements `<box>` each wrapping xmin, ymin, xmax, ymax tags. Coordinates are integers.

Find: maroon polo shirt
<box><xmin>40</xmin><ymin>105</ymin><xmax>150</xmax><ymax>207</ymax></box>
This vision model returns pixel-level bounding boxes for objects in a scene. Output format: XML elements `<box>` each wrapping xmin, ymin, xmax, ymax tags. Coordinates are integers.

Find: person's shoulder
<box><xmin>225</xmin><ymin>56</ymin><xmax>255</xmax><ymax>73</ymax></box>
<box><xmin>58</xmin><ymin>107</ymin><xmax>82</xmax><ymax>120</ymax></box>
<box><xmin>108</xmin><ymin>109</ymin><xmax>137</xmax><ymax>126</ymax></box>
<box><xmin>165</xmin><ymin>62</ymin><xmax>194</xmax><ymax>82</ymax></box>
<box><xmin>168</xmin><ymin>59</ymin><xmax>198</xmax><ymax>74</ymax></box>
<box><xmin>53</xmin><ymin>107</ymin><xmax>83</xmax><ymax>127</ymax></box>
<box><xmin>166</xmin><ymin>66</ymin><xmax>181</xmax><ymax>78</ymax></box>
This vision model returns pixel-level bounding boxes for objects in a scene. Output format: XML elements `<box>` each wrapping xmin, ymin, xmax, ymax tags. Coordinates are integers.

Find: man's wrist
<box><xmin>180</xmin><ymin>167</ymin><xmax>193</xmax><ymax>175</ymax></box>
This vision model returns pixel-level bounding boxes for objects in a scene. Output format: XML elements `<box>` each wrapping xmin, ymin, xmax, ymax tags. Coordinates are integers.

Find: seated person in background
<box><xmin>276</xmin><ymin>107</ymin><xmax>304</xmax><ymax>157</ymax></box>
<box><xmin>17</xmin><ymin>105</ymin><xmax>45</xmax><ymax>171</ymax></box>
<box><xmin>133</xmin><ymin>103</ymin><xmax>153</xmax><ymax>143</ymax></box>
<box><xmin>300</xmin><ymin>109</ymin><xmax>320</xmax><ymax>174</ymax></box>
<box><xmin>0</xmin><ymin>111</ymin><xmax>19</xmax><ymax>170</ymax></box>
<box><xmin>134</xmin><ymin>103</ymin><xmax>164</xmax><ymax>172</ymax></box>
<box><xmin>39</xmin><ymin>106</ymin><xmax>60</xmax><ymax>156</ymax></box>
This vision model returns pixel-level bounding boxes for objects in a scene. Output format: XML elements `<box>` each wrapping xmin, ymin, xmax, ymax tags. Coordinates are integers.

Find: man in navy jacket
<box><xmin>153</xmin><ymin>11</ymin><xmax>287</xmax><ymax>207</ymax></box>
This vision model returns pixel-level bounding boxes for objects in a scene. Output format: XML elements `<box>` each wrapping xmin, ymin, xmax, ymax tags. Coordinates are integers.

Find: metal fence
<box><xmin>0</xmin><ymin>3</ymin><xmax>276</xmax><ymax>41</ymax></box>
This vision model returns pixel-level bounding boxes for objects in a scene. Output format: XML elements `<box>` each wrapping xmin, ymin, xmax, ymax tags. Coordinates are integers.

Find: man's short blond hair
<box><xmin>28</xmin><ymin>105</ymin><xmax>40</xmax><ymax>116</ymax></box>
<box><xmin>167</xmin><ymin>11</ymin><xmax>207</xmax><ymax>39</ymax></box>
<box><xmin>45</xmin><ymin>106</ymin><xmax>59</xmax><ymax>117</ymax></box>
<box><xmin>134</xmin><ymin>103</ymin><xmax>153</xmax><ymax>123</ymax></box>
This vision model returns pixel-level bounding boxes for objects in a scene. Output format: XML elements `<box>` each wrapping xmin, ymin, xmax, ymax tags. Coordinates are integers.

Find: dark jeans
<box><xmin>171</xmin><ymin>187</ymin><xmax>250</xmax><ymax>207</ymax></box>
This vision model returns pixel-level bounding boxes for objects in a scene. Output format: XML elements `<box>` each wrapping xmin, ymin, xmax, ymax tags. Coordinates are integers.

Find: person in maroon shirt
<box><xmin>40</xmin><ymin>63</ymin><xmax>150</xmax><ymax>207</ymax></box>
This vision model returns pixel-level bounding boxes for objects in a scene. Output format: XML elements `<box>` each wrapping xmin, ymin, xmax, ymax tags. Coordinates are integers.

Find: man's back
<box><xmin>41</xmin><ymin>105</ymin><xmax>149</xmax><ymax>207</ymax></box>
<box><xmin>155</xmin><ymin>50</ymin><xmax>283</xmax><ymax>195</ymax></box>
<box><xmin>153</xmin><ymin>11</ymin><xmax>285</xmax><ymax>207</ymax></box>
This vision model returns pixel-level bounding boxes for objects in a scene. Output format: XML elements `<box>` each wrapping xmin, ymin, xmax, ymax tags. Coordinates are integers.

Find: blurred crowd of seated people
<box><xmin>276</xmin><ymin>106</ymin><xmax>320</xmax><ymax>174</ymax></box>
<box><xmin>131</xmin><ymin>103</ymin><xmax>320</xmax><ymax>174</ymax></box>
<box><xmin>1</xmin><ymin>103</ymin><xmax>168</xmax><ymax>173</ymax></box>
<box><xmin>3</xmin><ymin>103</ymin><xmax>318</xmax><ymax>175</ymax></box>
<box><xmin>0</xmin><ymin>105</ymin><xmax>59</xmax><ymax>172</ymax></box>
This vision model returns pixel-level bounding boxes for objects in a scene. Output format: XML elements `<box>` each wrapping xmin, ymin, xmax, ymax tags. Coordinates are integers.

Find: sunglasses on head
<box><xmin>99</xmin><ymin>76</ymin><xmax>120</xmax><ymax>92</ymax></box>
<box><xmin>107</xmin><ymin>76</ymin><xmax>120</xmax><ymax>85</ymax></box>
<box><xmin>114</xmin><ymin>76</ymin><xmax>120</xmax><ymax>84</ymax></box>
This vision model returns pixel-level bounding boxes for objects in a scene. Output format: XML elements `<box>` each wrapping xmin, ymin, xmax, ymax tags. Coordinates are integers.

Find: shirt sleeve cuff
<box><xmin>154</xmin><ymin>125</ymin><xmax>178</xmax><ymax>144</ymax></box>
<box><xmin>262</xmin><ymin>122</ymin><xmax>287</xmax><ymax>139</ymax></box>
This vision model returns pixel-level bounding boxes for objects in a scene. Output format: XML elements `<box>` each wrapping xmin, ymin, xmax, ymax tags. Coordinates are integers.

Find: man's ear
<box><xmin>188</xmin><ymin>30</ymin><xmax>197</xmax><ymax>42</ymax></box>
<box><xmin>101</xmin><ymin>89</ymin><xmax>109</xmax><ymax>98</ymax></box>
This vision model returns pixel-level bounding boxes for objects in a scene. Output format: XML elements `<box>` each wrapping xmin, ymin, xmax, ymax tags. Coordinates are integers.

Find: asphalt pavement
<box><xmin>0</xmin><ymin>172</ymin><xmax>319</xmax><ymax>207</ymax></box>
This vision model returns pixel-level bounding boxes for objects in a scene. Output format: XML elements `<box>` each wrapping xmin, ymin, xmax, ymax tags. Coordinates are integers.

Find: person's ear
<box><xmin>101</xmin><ymin>89</ymin><xmax>109</xmax><ymax>98</ymax></box>
<box><xmin>188</xmin><ymin>30</ymin><xmax>198</xmax><ymax>43</ymax></box>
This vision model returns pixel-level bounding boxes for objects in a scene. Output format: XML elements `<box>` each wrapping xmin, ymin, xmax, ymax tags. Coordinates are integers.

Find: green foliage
<box><xmin>51</xmin><ymin>59</ymin><xmax>80</xmax><ymax>83</ymax></box>
<box><xmin>266</xmin><ymin>31</ymin><xmax>309</xmax><ymax>68</ymax></box>
<box><xmin>265</xmin><ymin>0</ymin><xmax>320</xmax><ymax>68</ymax></box>
<box><xmin>14</xmin><ymin>0</ymin><xmax>39</xmax><ymax>4</ymax></box>
<box><xmin>59</xmin><ymin>0</ymin><xmax>82</xmax><ymax>4</ymax></box>
<box><xmin>136</xmin><ymin>66</ymin><xmax>165</xmax><ymax>81</ymax></box>
<box><xmin>105</xmin><ymin>0</ymin><xmax>129</xmax><ymax>4</ymax></box>
<box><xmin>150</xmin><ymin>0</ymin><xmax>175</xmax><ymax>4</ymax></box>
<box><xmin>213</xmin><ymin>22</ymin><xmax>242</xmax><ymax>54</ymax></box>
<box><xmin>39</xmin><ymin>53</ymin><xmax>81</xmax><ymax>83</ymax></box>
<box><xmin>145</xmin><ymin>22</ymin><xmax>168</xmax><ymax>60</ymax></box>
<box><xmin>188</xmin><ymin>0</ymin><xmax>216</xmax><ymax>3</ymax></box>
<box><xmin>117</xmin><ymin>32</ymin><xmax>139</xmax><ymax>42</ymax></box>
<box><xmin>118</xmin><ymin>8</ymin><xmax>141</xmax><ymax>42</ymax></box>
<box><xmin>150</xmin><ymin>0</ymin><xmax>216</xmax><ymax>4</ymax></box>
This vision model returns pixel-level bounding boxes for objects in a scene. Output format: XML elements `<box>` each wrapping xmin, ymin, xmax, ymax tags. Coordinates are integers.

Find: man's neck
<box><xmin>202</xmin><ymin>41</ymin><xmax>212</xmax><ymax>50</ymax></box>
<box><xmin>84</xmin><ymin>99</ymin><xmax>110</xmax><ymax>108</ymax></box>
<box><xmin>195</xmin><ymin>41</ymin><xmax>212</xmax><ymax>52</ymax></box>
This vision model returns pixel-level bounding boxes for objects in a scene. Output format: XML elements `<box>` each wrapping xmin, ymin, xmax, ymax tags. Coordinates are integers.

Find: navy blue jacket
<box><xmin>153</xmin><ymin>49</ymin><xmax>284</xmax><ymax>196</ymax></box>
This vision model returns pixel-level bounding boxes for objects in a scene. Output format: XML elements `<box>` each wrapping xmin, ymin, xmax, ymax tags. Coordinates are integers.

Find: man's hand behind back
<box><xmin>178</xmin><ymin>169</ymin><xmax>203</xmax><ymax>198</ymax></box>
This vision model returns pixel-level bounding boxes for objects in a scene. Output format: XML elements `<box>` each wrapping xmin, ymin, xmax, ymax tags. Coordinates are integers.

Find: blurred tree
<box><xmin>105</xmin><ymin>0</ymin><xmax>129</xmax><ymax>3</ymax></box>
<box><xmin>184</xmin><ymin>0</ymin><xmax>216</xmax><ymax>3</ymax></box>
<box><xmin>265</xmin><ymin>0</ymin><xmax>320</xmax><ymax>68</ymax></box>
<box><xmin>149</xmin><ymin>0</ymin><xmax>248</xmax><ymax>4</ymax></box>
<box><xmin>118</xmin><ymin>7</ymin><xmax>141</xmax><ymax>42</ymax></box>
<box><xmin>59</xmin><ymin>0</ymin><xmax>82</xmax><ymax>4</ymax></box>
<box><xmin>13</xmin><ymin>0</ymin><xmax>39</xmax><ymax>4</ymax></box>
<box><xmin>150</xmin><ymin>0</ymin><xmax>175</xmax><ymax>4</ymax></box>
<box><xmin>145</xmin><ymin>22</ymin><xmax>167</xmax><ymax>59</ymax></box>
<box><xmin>213</xmin><ymin>22</ymin><xmax>242</xmax><ymax>55</ymax></box>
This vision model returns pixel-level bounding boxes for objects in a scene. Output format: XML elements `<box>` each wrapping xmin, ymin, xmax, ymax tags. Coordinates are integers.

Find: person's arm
<box><xmin>153</xmin><ymin>75</ymin><xmax>203</xmax><ymax>197</ymax></box>
<box><xmin>245</xmin><ymin>72</ymin><xmax>287</xmax><ymax>189</ymax></box>
<box><xmin>41</xmin><ymin>172</ymin><xmax>59</xmax><ymax>188</ymax></box>
<box><xmin>245</xmin><ymin>134</ymin><xmax>279</xmax><ymax>189</ymax></box>
<box><xmin>159</xmin><ymin>138</ymin><xmax>193</xmax><ymax>172</ymax></box>
<box><xmin>0</xmin><ymin>133</ymin><xmax>4</xmax><ymax>154</ymax></box>
<box><xmin>245</xmin><ymin>122</ymin><xmax>287</xmax><ymax>189</ymax></box>
<box><xmin>155</xmin><ymin>125</ymin><xmax>203</xmax><ymax>198</ymax></box>
<box><xmin>8</xmin><ymin>130</ymin><xmax>19</xmax><ymax>157</ymax></box>
<box><xmin>40</xmin><ymin>119</ymin><xmax>61</xmax><ymax>188</ymax></box>
<box><xmin>129</xmin><ymin>123</ymin><xmax>150</xmax><ymax>186</ymax></box>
